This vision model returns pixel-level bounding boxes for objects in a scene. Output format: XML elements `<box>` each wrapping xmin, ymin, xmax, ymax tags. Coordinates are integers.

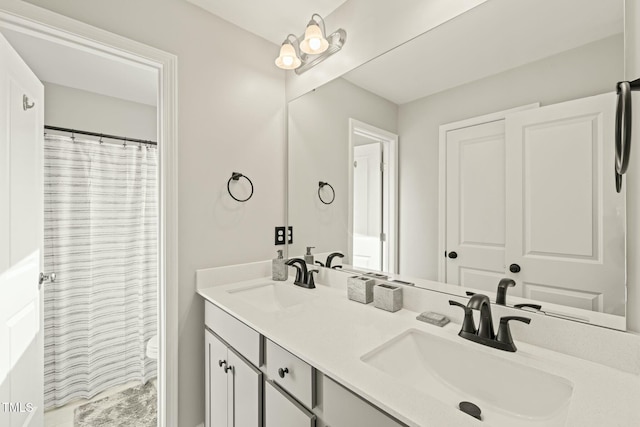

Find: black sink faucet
<box><xmin>449</xmin><ymin>293</ymin><xmax>531</xmax><ymax>352</ymax></box>
<box><xmin>326</xmin><ymin>252</ymin><xmax>344</xmax><ymax>268</ymax></box>
<box><xmin>496</xmin><ymin>278</ymin><xmax>516</xmax><ymax>305</ymax></box>
<box><xmin>467</xmin><ymin>294</ymin><xmax>495</xmax><ymax>339</ymax></box>
<box><xmin>286</xmin><ymin>258</ymin><xmax>307</xmax><ymax>285</ymax></box>
<box><xmin>285</xmin><ymin>258</ymin><xmax>316</xmax><ymax>289</ymax></box>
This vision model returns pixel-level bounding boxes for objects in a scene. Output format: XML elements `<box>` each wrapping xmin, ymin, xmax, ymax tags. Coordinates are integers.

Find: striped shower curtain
<box><xmin>43</xmin><ymin>134</ymin><xmax>158</xmax><ymax>409</ymax></box>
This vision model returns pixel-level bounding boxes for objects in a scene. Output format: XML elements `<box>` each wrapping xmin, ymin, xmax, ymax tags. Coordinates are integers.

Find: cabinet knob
<box><xmin>448</xmin><ymin>251</ymin><xmax>458</xmax><ymax>259</ymax></box>
<box><xmin>509</xmin><ymin>263</ymin><xmax>521</xmax><ymax>273</ymax></box>
<box><xmin>218</xmin><ymin>359</ymin><xmax>226</xmax><ymax>369</ymax></box>
<box><xmin>224</xmin><ymin>365</ymin><xmax>233</xmax><ymax>373</ymax></box>
<box><xmin>278</xmin><ymin>367</ymin><xmax>289</xmax><ymax>378</ymax></box>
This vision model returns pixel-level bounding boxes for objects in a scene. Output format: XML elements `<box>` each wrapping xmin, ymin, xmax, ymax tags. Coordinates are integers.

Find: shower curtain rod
<box><xmin>44</xmin><ymin>125</ymin><xmax>157</xmax><ymax>146</ymax></box>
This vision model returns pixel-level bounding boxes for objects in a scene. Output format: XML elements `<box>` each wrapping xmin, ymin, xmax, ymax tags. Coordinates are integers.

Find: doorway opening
<box><xmin>348</xmin><ymin>119</ymin><xmax>398</xmax><ymax>274</ymax></box>
<box><xmin>0</xmin><ymin>5</ymin><xmax>178</xmax><ymax>426</ymax></box>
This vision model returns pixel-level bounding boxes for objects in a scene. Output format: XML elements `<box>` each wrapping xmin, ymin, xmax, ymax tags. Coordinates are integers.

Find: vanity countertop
<box><xmin>197</xmin><ymin>277</ymin><xmax>640</xmax><ymax>427</ymax></box>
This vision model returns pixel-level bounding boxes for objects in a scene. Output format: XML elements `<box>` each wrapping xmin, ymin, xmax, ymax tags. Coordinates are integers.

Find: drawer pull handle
<box><xmin>218</xmin><ymin>359</ymin><xmax>227</xmax><ymax>369</ymax></box>
<box><xmin>278</xmin><ymin>367</ymin><xmax>289</xmax><ymax>378</ymax></box>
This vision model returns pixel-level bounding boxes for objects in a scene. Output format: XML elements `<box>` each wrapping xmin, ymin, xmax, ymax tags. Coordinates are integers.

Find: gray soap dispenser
<box><xmin>272</xmin><ymin>250</ymin><xmax>288</xmax><ymax>281</ymax></box>
<box><xmin>304</xmin><ymin>246</ymin><xmax>315</xmax><ymax>264</ymax></box>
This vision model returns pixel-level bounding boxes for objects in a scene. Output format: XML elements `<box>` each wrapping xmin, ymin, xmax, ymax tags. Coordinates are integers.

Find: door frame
<box><xmin>437</xmin><ymin>103</ymin><xmax>539</xmax><ymax>283</ymax></box>
<box><xmin>348</xmin><ymin>118</ymin><xmax>398</xmax><ymax>274</ymax></box>
<box><xmin>0</xmin><ymin>3</ymin><xmax>179</xmax><ymax>426</ymax></box>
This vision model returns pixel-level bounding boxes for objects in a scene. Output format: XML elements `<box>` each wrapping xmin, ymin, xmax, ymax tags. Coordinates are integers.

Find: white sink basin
<box><xmin>361</xmin><ymin>329</ymin><xmax>573</xmax><ymax>426</ymax></box>
<box><xmin>227</xmin><ymin>282</ymin><xmax>317</xmax><ymax>312</ymax></box>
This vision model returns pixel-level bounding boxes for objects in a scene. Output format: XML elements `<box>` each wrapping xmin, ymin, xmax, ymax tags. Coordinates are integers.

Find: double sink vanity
<box><xmin>197</xmin><ymin>261</ymin><xmax>640</xmax><ymax>427</ymax></box>
<box><xmin>198</xmin><ymin>1</ymin><xmax>640</xmax><ymax>425</ymax></box>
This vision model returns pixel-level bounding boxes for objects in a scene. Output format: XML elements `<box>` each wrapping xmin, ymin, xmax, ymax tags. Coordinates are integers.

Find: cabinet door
<box><xmin>205</xmin><ymin>330</ymin><xmax>229</xmax><ymax>427</ymax></box>
<box><xmin>323</xmin><ymin>376</ymin><xmax>404</xmax><ymax>427</ymax></box>
<box><xmin>228</xmin><ymin>349</ymin><xmax>262</xmax><ymax>427</ymax></box>
<box><xmin>265</xmin><ymin>380</ymin><xmax>316</xmax><ymax>427</ymax></box>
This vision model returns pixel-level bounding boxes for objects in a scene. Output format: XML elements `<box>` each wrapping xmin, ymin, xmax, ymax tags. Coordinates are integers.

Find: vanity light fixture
<box><xmin>275</xmin><ymin>13</ymin><xmax>346</xmax><ymax>75</ymax></box>
<box><xmin>300</xmin><ymin>14</ymin><xmax>329</xmax><ymax>54</ymax></box>
<box><xmin>275</xmin><ymin>35</ymin><xmax>302</xmax><ymax>70</ymax></box>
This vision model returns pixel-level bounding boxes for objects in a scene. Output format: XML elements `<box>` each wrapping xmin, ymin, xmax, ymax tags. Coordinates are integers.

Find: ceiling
<box><xmin>186</xmin><ymin>0</ymin><xmax>349</xmax><ymax>45</ymax></box>
<box><xmin>0</xmin><ymin>27</ymin><xmax>158</xmax><ymax>106</ymax></box>
<box><xmin>342</xmin><ymin>0</ymin><xmax>623</xmax><ymax>105</ymax></box>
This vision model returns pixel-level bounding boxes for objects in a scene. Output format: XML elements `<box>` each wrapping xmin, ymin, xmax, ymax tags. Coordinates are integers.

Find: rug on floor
<box><xmin>74</xmin><ymin>382</ymin><xmax>157</xmax><ymax>427</ymax></box>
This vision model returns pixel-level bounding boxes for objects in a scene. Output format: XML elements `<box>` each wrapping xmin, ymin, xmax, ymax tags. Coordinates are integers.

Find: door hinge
<box><xmin>39</xmin><ymin>272</ymin><xmax>56</xmax><ymax>290</ymax></box>
<box><xmin>380</xmin><ymin>232</ymin><xmax>387</xmax><ymax>242</ymax></box>
<box><xmin>380</xmin><ymin>162</ymin><xmax>384</xmax><ymax>172</ymax></box>
<box><xmin>353</xmin><ymin>160</ymin><xmax>358</xmax><ymax>168</ymax></box>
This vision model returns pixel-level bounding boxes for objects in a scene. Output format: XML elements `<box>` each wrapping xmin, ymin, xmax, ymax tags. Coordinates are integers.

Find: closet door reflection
<box><xmin>445</xmin><ymin>120</ymin><xmax>506</xmax><ymax>293</ymax></box>
<box><xmin>505</xmin><ymin>93</ymin><xmax>625</xmax><ymax>314</ymax></box>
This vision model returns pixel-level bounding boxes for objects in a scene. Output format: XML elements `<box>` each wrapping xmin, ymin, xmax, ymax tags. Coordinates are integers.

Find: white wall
<box><xmin>397</xmin><ymin>35</ymin><xmax>623</xmax><ymax>279</ymax></box>
<box><xmin>43</xmin><ymin>82</ymin><xmax>157</xmax><ymax>141</ymax></box>
<box><xmin>18</xmin><ymin>1</ymin><xmax>286</xmax><ymax>426</ymax></box>
<box><xmin>288</xmin><ymin>77</ymin><xmax>397</xmax><ymax>260</ymax></box>
<box><xmin>285</xmin><ymin>0</ymin><xmax>487</xmax><ymax>101</ymax></box>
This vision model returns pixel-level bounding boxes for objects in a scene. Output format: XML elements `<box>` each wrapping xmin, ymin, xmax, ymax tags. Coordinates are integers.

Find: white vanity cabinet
<box><xmin>203</xmin><ymin>299</ymin><xmax>405</xmax><ymax>427</ymax></box>
<box><xmin>204</xmin><ymin>329</ymin><xmax>263</xmax><ymax>427</ymax></box>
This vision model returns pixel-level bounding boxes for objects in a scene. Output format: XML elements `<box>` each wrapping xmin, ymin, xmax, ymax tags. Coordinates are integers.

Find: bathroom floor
<box><xmin>44</xmin><ymin>380</ymin><xmax>157</xmax><ymax>427</ymax></box>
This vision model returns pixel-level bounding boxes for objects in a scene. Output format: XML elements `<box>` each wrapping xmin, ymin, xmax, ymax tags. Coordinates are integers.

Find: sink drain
<box><xmin>459</xmin><ymin>401</ymin><xmax>482</xmax><ymax>421</ymax></box>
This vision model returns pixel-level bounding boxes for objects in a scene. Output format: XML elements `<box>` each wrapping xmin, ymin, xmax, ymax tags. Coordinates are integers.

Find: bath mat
<box><xmin>74</xmin><ymin>382</ymin><xmax>157</xmax><ymax>427</ymax></box>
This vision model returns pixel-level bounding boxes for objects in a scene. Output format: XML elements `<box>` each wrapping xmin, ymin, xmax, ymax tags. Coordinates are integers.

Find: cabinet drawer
<box><xmin>265</xmin><ymin>380</ymin><xmax>316</xmax><ymax>427</ymax></box>
<box><xmin>265</xmin><ymin>339</ymin><xmax>314</xmax><ymax>408</ymax></box>
<box><xmin>205</xmin><ymin>301</ymin><xmax>261</xmax><ymax>367</ymax></box>
<box><xmin>323</xmin><ymin>376</ymin><xmax>405</xmax><ymax>427</ymax></box>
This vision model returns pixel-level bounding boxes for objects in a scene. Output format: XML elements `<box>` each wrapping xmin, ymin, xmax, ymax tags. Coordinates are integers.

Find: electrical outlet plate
<box><xmin>275</xmin><ymin>226</ymin><xmax>286</xmax><ymax>245</ymax></box>
<box><xmin>275</xmin><ymin>226</ymin><xmax>293</xmax><ymax>245</ymax></box>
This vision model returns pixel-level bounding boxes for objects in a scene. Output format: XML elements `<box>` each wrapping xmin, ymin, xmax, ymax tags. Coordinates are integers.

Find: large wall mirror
<box><xmin>287</xmin><ymin>0</ymin><xmax>626</xmax><ymax>329</ymax></box>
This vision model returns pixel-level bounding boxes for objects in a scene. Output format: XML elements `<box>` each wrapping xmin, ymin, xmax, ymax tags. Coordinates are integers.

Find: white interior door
<box><xmin>445</xmin><ymin>120</ymin><xmax>508</xmax><ymax>294</ymax></box>
<box><xmin>505</xmin><ymin>93</ymin><xmax>625</xmax><ymax>314</ymax></box>
<box><xmin>0</xmin><ymin>32</ymin><xmax>44</xmax><ymax>426</ymax></box>
<box><xmin>353</xmin><ymin>143</ymin><xmax>382</xmax><ymax>270</ymax></box>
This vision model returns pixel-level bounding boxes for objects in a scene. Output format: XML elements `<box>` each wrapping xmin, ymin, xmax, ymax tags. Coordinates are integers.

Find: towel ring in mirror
<box><xmin>227</xmin><ymin>172</ymin><xmax>254</xmax><ymax>202</ymax></box>
<box><xmin>318</xmin><ymin>181</ymin><xmax>335</xmax><ymax>205</ymax></box>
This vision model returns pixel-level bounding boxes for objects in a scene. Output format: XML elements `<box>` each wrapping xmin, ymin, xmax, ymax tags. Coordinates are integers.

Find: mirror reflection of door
<box><xmin>445</xmin><ymin>120</ymin><xmax>507</xmax><ymax>294</ymax></box>
<box><xmin>444</xmin><ymin>94</ymin><xmax>625</xmax><ymax>314</ymax></box>
<box><xmin>353</xmin><ymin>141</ymin><xmax>383</xmax><ymax>270</ymax></box>
<box><xmin>349</xmin><ymin>120</ymin><xmax>398</xmax><ymax>273</ymax></box>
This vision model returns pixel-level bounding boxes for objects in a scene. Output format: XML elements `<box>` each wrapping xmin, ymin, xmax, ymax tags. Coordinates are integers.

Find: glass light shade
<box><xmin>300</xmin><ymin>23</ymin><xmax>329</xmax><ymax>54</ymax></box>
<box><xmin>275</xmin><ymin>42</ymin><xmax>301</xmax><ymax>70</ymax></box>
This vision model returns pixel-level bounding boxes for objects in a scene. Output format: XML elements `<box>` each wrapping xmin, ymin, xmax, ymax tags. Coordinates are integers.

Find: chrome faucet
<box><xmin>285</xmin><ymin>258</ymin><xmax>317</xmax><ymax>289</ymax></box>
<box><xmin>449</xmin><ymin>294</ymin><xmax>531</xmax><ymax>352</ymax></box>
